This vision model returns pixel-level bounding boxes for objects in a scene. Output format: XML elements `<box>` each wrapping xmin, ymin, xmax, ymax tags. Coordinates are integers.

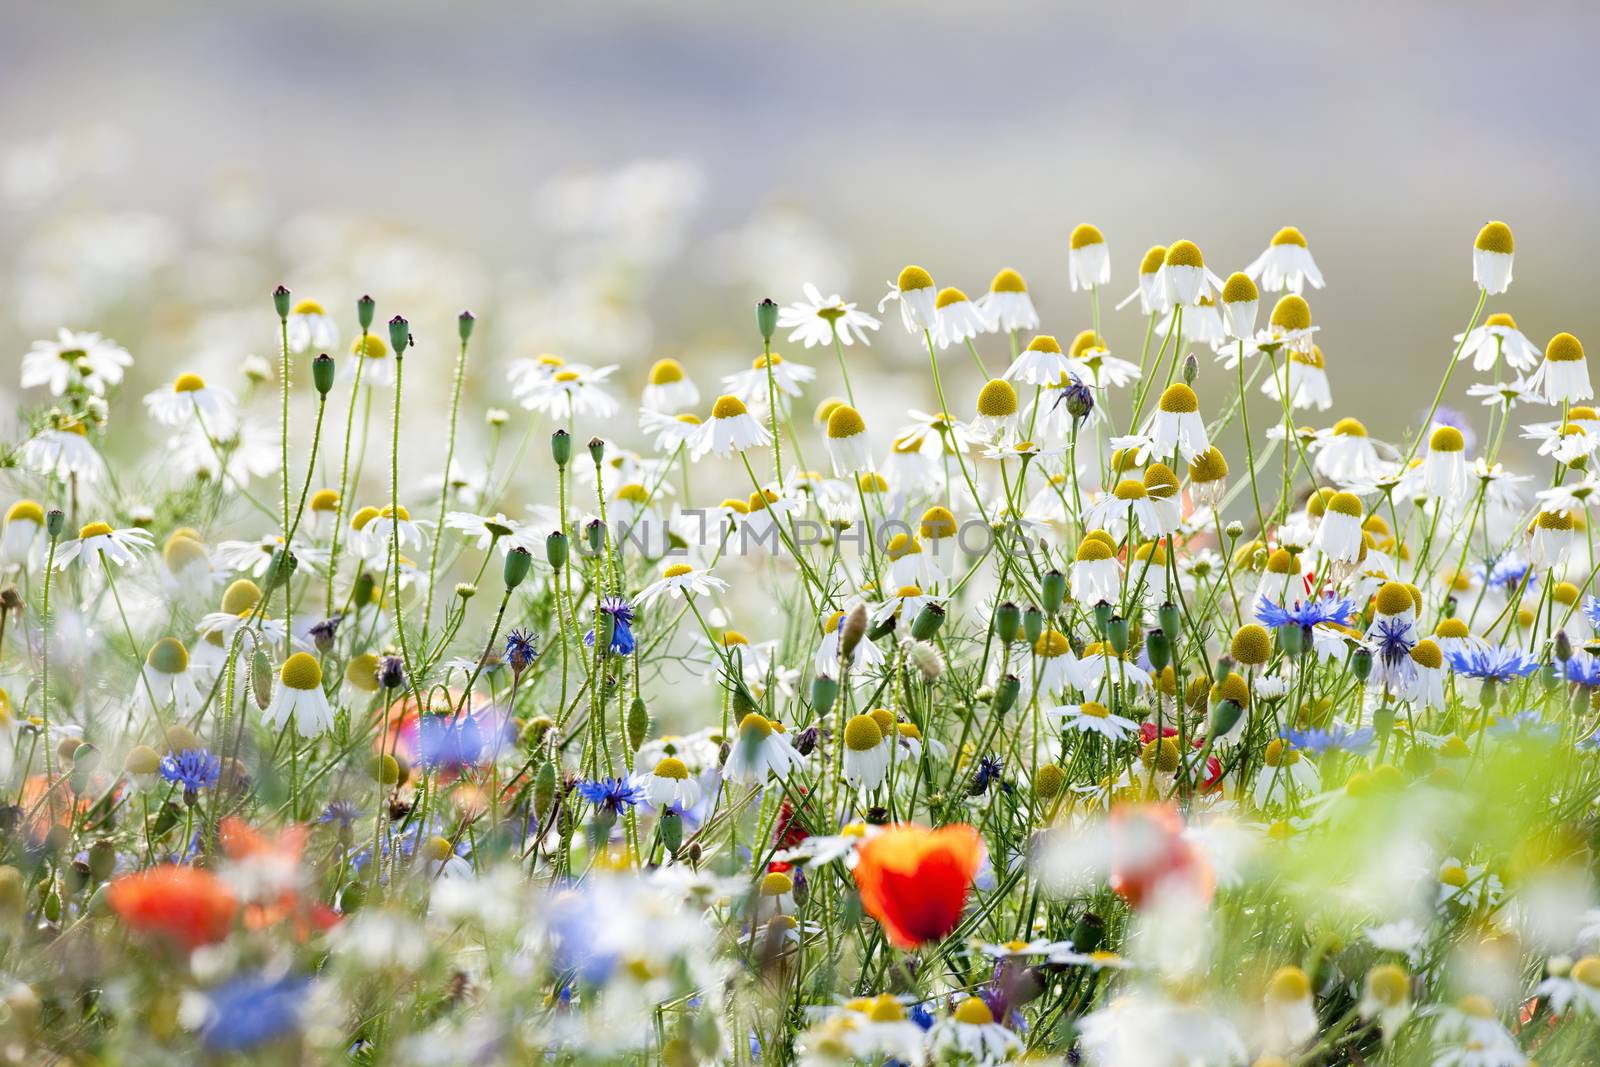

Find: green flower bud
<box><xmin>387</xmin><ymin>315</ymin><xmax>410</xmax><ymax>357</ymax></box>
<box><xmin>756</xmin><ymin>298</ymin><xmax>779</xmax><ymax>341</ymax></box>
<box><xmin>272</xmin><ymin>284</ymin><xmax>291</xmax><ymax>320</ymax></box>
<box><xmin>1041</xmin><ymin>569</ymin><xmax>1066</xmax><ymax>615</ymax></box>
<box><xmin>503</xmin><ymin>546</ymin><xmax>532</xmax><ymax>590</ymax></box>
<box><xmin>994</xmin><ymin>601</ymin><xmax>1020</xmax><ymax>644</ymax></box>
<box><xmin>551</xmin><ymin>429</ymin><xmax>572</xmax><ymax>467</ymax></box>
<box><xmin>910</xmin><ymin>603</ymin><xmax>946</xmax><ymax>641</ymax></box>
<box><xmin>546</xmin><ymin>530</ymin><xmax>569</xmax><ymax>570</ymax></box>
<box><xmin>356</xmin><ymin>294</ymin><xmax>376</xmax><ymax>330</ymax></box>
<box><xmin>458</xmin><ymin>309</ymin><xmax>476</xmax><ymax>342</ymax></box>
<box><xmin>312</xmin><ymin>353</ymin><xmax>336</xmax><ymax>395</ymax></box>
<box><xmin>627</xmin><ymin>696</ymin><xmax>649</xmax><ymax>751</ymax></box>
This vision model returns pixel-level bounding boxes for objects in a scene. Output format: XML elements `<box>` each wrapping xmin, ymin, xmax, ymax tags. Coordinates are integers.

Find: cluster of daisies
<box><xmin>1</xmin><ymin>219</ymin><xmax>1599</xmax><ymax>1066</ymax></box>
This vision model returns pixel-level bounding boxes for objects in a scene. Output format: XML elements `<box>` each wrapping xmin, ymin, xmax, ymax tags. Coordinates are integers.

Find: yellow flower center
<box><xmin>990</xmin><ymin>268</ymin><xmax>1027</xmax><ymax>293</ymax></box>
<box><xmin>173</xmin><ymin>372</ymin><xmax>207</xmax><ymax>393</ymax></box>
<box><xmin>1271</xmin><ymin>226</ymin><xmax>1308</xmax><ymax>248</ymax></box>
<box><xmin>279</xmin><ymin>651</ymin><xmax>323</xmax><ymax>691</ymax></box>
<box><xmin>78</xmin><ymin>521</ymin><xmax>113</xmax><ymax>540</ymax></box>
<box><xmin>712</xmin><ymin>395</ymin><xmax>748</xmax><ymax>419</ymax></box>
<box><xmin>953</xmin><ymin>998</ymin><xmax>994</xmax><ymax>1026</ymax></box>
<box><xmin>843</xmin><ymin>714</ymin><xmax>884</xmax><ymax>752</ymax></box>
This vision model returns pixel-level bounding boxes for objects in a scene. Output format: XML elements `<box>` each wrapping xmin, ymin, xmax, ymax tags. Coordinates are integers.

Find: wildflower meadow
<box><xmin>2</xmin><ymin>217</ymin><xmax>1600</xmax><ymax>1067</ymax></box>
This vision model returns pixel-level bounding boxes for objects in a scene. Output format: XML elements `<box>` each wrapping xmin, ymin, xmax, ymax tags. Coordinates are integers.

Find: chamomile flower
<box><xmin>21</xmin><ymin>421</ymin><xmax>103</xmax><ymax>483</ymax></box>
<box><xmin>52</xmin><ymin>520</ymin><xmax>154</xmax><ymax>570</ymax></box>
<box><xmin>285</xmin><ymin>299</ymin><xmax>338</xmax><ymax>353</ymax></box>
<box><xmin>971</xmin><ymin>379</ymin><xmax>1020</xmax><ymax>443</ymax></box>
<box><xmin>1071</xmin><ymin>533</ymin><xmax>1122</xmax><ymax>603</ymax></box>
<box><xmin>878</xmin><ymin>265</ymin><xmax>938</xmax><ymax>334</ymax></box>
<box><xmin>519</xmin><ymin>362</ymin><xmax>622</xmax><ymax>420</ymax></box>
<box><xmin>1245</xmin><ymin>226</ymin><xmax>1326</xmax><ymax>294</ymax></box>
<box><xmin>1260</xmin><ymin>965</ymin><xmax>1319</xmax><ymax>1052</ymax></box>
<box><xmin>1144</xmin><ymin>383</ymin><xmax>1210</xmax><ymax>464</ymax></box>
<box><xmin>638</xmin><ymin>409</ymin><xmax>702</xmax><ymax>453</ymax></box>
<box><xmin>1255</xmin><ymin>737</ymin><xmax>1319</xmax><ymax>808</ymax></box>
<box><xmin>1473</xmin><ymin>220</ymin><xmax>1515</xmax><ymax>294</ymax></box>
<box><xmin>722</xmin><ymin>713</ymin><xmax>805</xmax><ymax>784</ymax></box>
<box><xmin>1311</xmin><ymin>417</ymin><xmax>1392</xmax><ymax>485</ymax></box>
<box><xmin>1528</xmin><ymin>331</ymin><xmax>1591</xmax><ymax>405</ymax></box>
<box><xmin>144</xmin><ymin>372</ymin><xmax>237</xmax><ymax>432</ymax></box>
<box><xmin>777</xmin><ymin>283</ymin><xmax>881</xmax><ymax>348</ymax></box>
<box><xmin>641</xmin><ymin>358</ymin><xmax>700</xmax><ymax>413</ymax></box>
<box><xmin>823</xmin><ymin>404</ymin><xmax>871</xmax><ymax>474</ymax></box>
<box><xmin>20</xmin><ymin>328</ymin><xmax>132</xmax><ymax>395</ymax></box>
<box><xmin>930</xmin><ymin>997</ymin><xmax>1019</xmax><ymax>1064</ymax></box>
<box><xmin>1</xmin><ymin>500</ymin><xmax>44</xmax><ymax>564</ymax></box>
<box><xmin>1004</xmin><ymin>334</ymin><xmax>1073</xmax><ymax>387</ymax></box>
<box><xmin>1423</xmin><ymin>425</ymin><xmax>1472</xmax><ymax>501</ymax></box>
<box><xmin>692</xmin><ymin>395</ymin><xmax>771</xmax><ymax>458</ymax></box>
<box><xmin>840</xmin><ymin>714</ymin><xmax>891</xmax><ymax>790</ymax></box>
<box><xmin>1068</xmin><ymin>222</ymin><xmax>1111</xmax><ymax>291</ymax></box>
<box><xmin>1220</xmin><ymin>272</ymin><xmax>1260</xmax><ymax>339</ymax></box>
<box><xmin>1115</xmin><ymin>244</ymin><xmax>1171</xmax><ymax>315</ymax></box>
<box><xmin>1161</xmin><ymin>239</ymin><xmax>1224</xmax><ymax>307</ymax></box>
<box><xmin>976</xmin><ymin>268</ymin><xmax>1039</xmax><ymax>333</ymax></box>
<box><xmin>638</xmin><ymin>756</ymin><xmax>703</xmax><ymax>812</ymax></box>
<box><xmin>1067</xmin><ymin>330</ymin><xmax>1143</xmax><ymax>389</ymax></box>
<box><xmin>929</xmin><ymin>286</ymin><xmax>991</xmax><ymax>350</ymax></box>
<box><xmin>265</xmin><ymin>652</ymin><xmax>334</xmax><ymax>737</ymax></box>
<box><xmin>1529</xmin><ymin>508</ymin><xmax>1578</xmax><ymax>568</ymax></box>
<box><xmin>137</xmin><ymin>637</ymin><xmax>203</xmax><ymax>714</ymax></box>
<box><xmin>345</xmin><ymin>333</ymin><xmax>395</xmax><ymax>386</ymax></box>
<box><xmin>636</xmin><ymin>560</ymin><xmax>727</xmax><ymax>606</ymax></box>
<box><xmin>1053</xmin><ymin>701</ymin><xmax>1138</xmax><ymax>741</ymax></box>
<box><xmin>723</xmin><ymin>352</ymin><xmax>815</xmax><ymax>407</ymax></box>
<box><xmin>1456</xmin><ymin>312</ymin><xmax>1541</xmax><ymax>372</ymax></box>
<box><xmin>1261</xmin><ymin>346</ymin><xmax>1334</xmax><ymax>411</ymax></box>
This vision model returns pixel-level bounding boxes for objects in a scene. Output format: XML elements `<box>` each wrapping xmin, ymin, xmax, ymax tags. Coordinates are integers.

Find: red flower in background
<box><xmin>107</xmin><ymin>865</ymin><xmax>237</xmax><ymax>950</ymax></box>
<box><xmin>853</xmin><ymin>823</ymin><xmax>983</xmax><ymax>949</ymax></box>
<box><xmin>1107</xmin><ymin>803</ymin><xmax>1214</xmax><ymax>909</ymax></box>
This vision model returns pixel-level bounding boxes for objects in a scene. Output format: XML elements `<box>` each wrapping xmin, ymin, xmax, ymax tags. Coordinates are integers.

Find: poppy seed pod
<box><xmin>503</xmin><ymin>546</ymin><xmax>532</xmax><ymax>590</ymax></box>
<box><xmin>458</xmin><ymin>309</ymin><xmax>475</xmax><ymax>342</ymax></box>
<box><xmin>272</xmin><ymin>284</ymin><xmax>291</xmax><ymax>320</ymax></box>
<box><xmin>551</xmin><ymin>429</ymin><xmax>572</xmax><ymax>467</ymax></box>
<box><xmin>585</xmin><ymin>519</ymin><xmax>606</xmax><ymax>554</ymax></box>
<box><xmin>1107</xmin><ymin>615</ymin><xmax>1130</xmax><ymax>655</ymax></box>
<box><xmin>1041</xmin><ymin>570</ymin><xmax>1066</xmax><ymax>615</ymax></box>
<box><xmin>1158</xmin><ymin>601</ymin><xmax>1182</xmax><ymax>636</ymax></box>
<box><xmin>47</xmin><ymin>509</ymin><xmax>65</xmax><ymax>538</ymax></box>
<box><xmin>1146</xmin><ymin>628</ymin><xmax>1171</xmax><ymax>672</ymax></box>
<box><xmin>311</xmin><ymin>353</ymin><xmax>336</xmax><ymax>395</ymax></box>
<box><xmin>994</xmin><ymin>601</ymin><xmax>1021</xmax><ymax>644</ymax></box>
<box><xmin>910</xmin><ymin>602</ymin><xmax>945</xmax><ymax>641</ymax></box>
<box><xmin>588</xmin><ymin>437</ymin><xmax>605</xmax><ymax>465</ymax></box>
<box><xmin>357</xmin><ymin>294</ymin><xmax>376</xmax><ymax>330</ymax></box>
<box><xmin>1093</xmin><ymin>600</ymin><xmax>1114</xmax><ymax>634</ymax></box>
<box><xmin>1022</xmin><ymin>605</ymin><xmax>1044</xmax><ymax>645</ymax></box>
<box><xmin>546</xmin><ymin>530</ymin><xmax>569</xmax><ymax>570</ymax></box>
<box><xmin>387</xmin><ymin>315</ymin><xmax>410</xmax><ymax>357</ymax></box>
<box><xmin>811</xmin><ymin>674</ymin><xmax>839</xmax><ymax>717</ymax></box>
<box><xmin>756</xmin><ymin>298</ymin><xmax>779</xmax><ymax>340</ymax></box>
<box><xmin>994</xmin><ymin>674</ymin><xmax>1021</xmax><ymax>715</ymax></box>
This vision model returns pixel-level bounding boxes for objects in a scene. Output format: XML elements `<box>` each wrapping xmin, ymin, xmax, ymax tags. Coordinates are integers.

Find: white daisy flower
<box><xmin>1143</xmin><ymin>383</ymin><xmax>1210</xmax><ymax>464</ymax></box>
<box><xmin>1115</xmin><ymin>244</ymin><xmax>1172</xmax><ymax>315</ymax></box>
<box><xmin>1004</xmin><ymin>334</ymin><xmax>1072</xmax><ymax>387</ymax></box>
<box><xmin>1068</xmin><ymin>223</ymin><xmax>1111</xmax><ymax>291</ymax></box>
<box><xmin>1</xmin><ymin>500</ymin><xmax>44</xmax><ymax>565</ymax></box>
<box><xmin>1526</xmin><ymin>331</ymin><xmax>1591</xmax><ymax>405</ymax></box>
<box><xmin>722</xmin><ymin>352</ymin><xmax>815</xmax><ymax>406</ymax></box>
<box><xmin>20</xmin><ymin>328</ymin><xmax>132</xmax><ymax>395</ymax></box>
<box><xmin>1261</xmin><ymin>346</ymin><xmax>1333</xmax><ymax>412</ymax></box>
<box><xmin>638</xmin><ymin>755</ymin><xmax>703</xmax><ymax>812</ymax></box>
<box><xmin>777</xmin><ymin>283</ymin><xmax>880</xmax><ymax>348</ymax></box>
<box><xmin>721</xmin><ymin>713</ymin><xmax>805</xmax><ymax>784</ymax></box>
<box><xmin>21</xmin><ymin>422</ymin><xmax>103</xmax><ymax>483</ymax></box>
<box><xmin>1473</xmin><ymin>220</ymin><xmax>1515</xmax><ymax>294</ymax></box>
<box><xmin>1311</xmin><ymin>418</ymin><xmax>1393</xmax><ymax>486</ymax></box>
<box><xmin>344</xmin><ymin>333</ymin><xmax>396</xmax><ymax>387</ymax></box>
<box><xmin>1244</xmin><ymin>226</ymin><xmax>1325</xmax><ymax>294</ymax></box>
<box><xmin>640</xmin><ymin>357</ymin><xmax>699</xmax><ymax>413</ymax></box>
<box><xmin>692</xmin><ymin>395</ymin><xmax>770</xmax><ymax>458</ymax></box>
<box><xmin>877</xmin><ymin>265</ymin><xmax>938</xmax><ymax>334</ymax></box>
<box><xmin>839</xmin><ymin>714</ymin><xmax>891</xmax><ymax>790</ymax></box>
<box><xmin>636</xmin><ymin>560</ymin><xmax>727</xmax><ymax>606</ymax></box>
<box><xmin>1456</xmin><ymin>312</ymin><xmax>1541</xmax><ymax>372</ymax></box>
<box><xmin>930</xmin><ymin>997</ymin><xmax>1020</xmax><ymax>1064</ymax></box>
<box><xmin>52</xmin><ymin>520</ymin><xmax>153</xmax><ymax>570</ymax></box>
<box><xmin>137</xmin><ymin>638</ymin><xmax>202</xmax><ymax>714</ymax></box>
<box><xmin>1051</xmin><ymin>700</ymin><xmax>1138</xmax><ymax>741</ymax></box>
<box><xmin>517</xmin><ymin>362</ymin><xmax>621</xmax><ymax>420</ymax></box>
<box><xmin>823</xmin><ymin>404</ymin><xmax>871</xmax><ymax>474</ymax></box>
<box><xmin>264</xmin><ymin>652</ymin><xmax>334</xmax><ymax>736</ymax></box>
<box><xmin>639</xmin><ymin>409</ymin><xmax>703</xmax><ymax>453</ymax></box>
<box><xmin>1161</xmin><ymin>240</ymin><xmax>1225</xmax><ymax>307</ymax></box>
<box><xmin>975</xmin><ymin>268</ymin><xmax>1039</xmax><ymax>333</ymax></box>
<box><xmin>143</xmin><ymin>372</ymin><xmax>237</xmax><ymax>433</ymax></box>
<box><xmin>933</xmin><ymin>286</ymin><xmax>993</xmax><ymax>350</ymax></box>
<box><xmin>286</xmin><ymin>299</ymin><xmax>339</xmax><ymax>353</ymax></box>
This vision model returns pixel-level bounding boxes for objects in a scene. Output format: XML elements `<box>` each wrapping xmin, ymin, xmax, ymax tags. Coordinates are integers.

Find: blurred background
<box><xmin>3</xmin><ymin>0</ymin><xmax>1595</xmax><ymax>482</ymax></box>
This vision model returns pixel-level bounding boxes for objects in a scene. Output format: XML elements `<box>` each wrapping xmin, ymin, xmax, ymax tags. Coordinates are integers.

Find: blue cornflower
<box><xmin>505</xmin><ymin>628</ymin><xmax>539</xmax><ymax>672</ymax></box>
<box><xmin>908</xmin><ymin>1002</ymin><xmax>936</xmax><ymax>1031</ymax></box>
<box><xmin>584</xmin><ymin>595</ymin><xmax>636</xmax><ymax>656</ymax></box>
<box><xmin>1368</xmin><ymin>617</ymin><xmax>1417</xmax><ymax>689</ymax></box>
<box><xmin>1447</xmin><ymin>644</ymin><xmax>1541</xmax><ymax>683</ymax></box>
<box><xmin>195</xmin><ymin>973</ymin><xmax>308</xmax><ymax>1052</ymax></box>
<box><xmin>1562</xmin><ymin>651</ymin><xmax>1600</xmax><ymax>688</ymax></box>
<box><xmin>159</xmin><ymin>748</ymin><xmax>221</xmax><ymax>796</ymax></box>
<box><xmin>415</xmin><ymin>712</ymin><xmax>492</xmax><ymax>770</ymax></box>
<box><xmin>319</xmin><ymin>799</ymin><xmax>362</xmax><ymax>828</ymax></box>
<box><xmin>1583</xmin><ymin>594</ymin><xmax>1600</xmax><ymax>630</ymax></box>
<box><xmin>1476</xmin><ymin>553</ymin><xmax>1536</xmax><ymax>596</ymax></box>
<box><xmin>1256</xmin><ymin>593</ymin><xmax>1356</xmax><ymax>630</ymax></box>
<box><xmin>575</xmin><ymin>776</ymin><xmax>647</xmax><ymax>815</ymax></box>
<box><xmin>1281</xmin><ymin>725</ymin><xmax>1374</xmax><ymax>755</ymax></box>
<box><xmin>1489</xmin><ymin>710</ymin><xmax>1559</xmax><ymax>741</ymax></box>
<box><xmin>970</xmin><ymin>754</ymin><xmax>1004</xmax><ymax>796</ymax></box>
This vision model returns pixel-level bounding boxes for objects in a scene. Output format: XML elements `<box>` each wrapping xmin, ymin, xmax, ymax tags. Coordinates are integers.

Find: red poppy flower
<box><xmin>853</xmin><ymin>823</ymin><xmax>983</xmax><ymax>949</ymax></box>
<box><xmin>107</xmin><ymin>865</ymin><xmax>237</xmax><ymax>950</ymax></box>
<box><xmin>1107</xmin><ymin>803</ymin><xmax>1214</xmax><ymax>909</ymax></box>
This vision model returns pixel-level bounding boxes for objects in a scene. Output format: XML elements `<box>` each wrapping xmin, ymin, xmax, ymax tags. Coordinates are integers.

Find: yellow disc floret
<box><xmin>280</xmin><ymin>651</ymin><xmax>323</xmax><ymax>691</ymax></box>
<box><xmin>1164</xmin><ymin>240</ymin><xmax>1204</xmax><ymax>269</ymax></box>
<box><xmin>1070</xmin><ymin>223</ymin><xmax>1104</xmax><ymax>249</ymax></box>
<box><xmin>1222</xmin><ymin>272</ymin><xmax>1258</xmax><ymax>304</ymax></box>
<box><xmin>897</xmin><ymin>265</ymin><xmax>934</xmax><ymax>292</ymax></box>
<box><xmin>976</xmin><ymin>379</ymin><xmax>1019</xmax><ymax>417</ymax></box>
<box><xmin>843</xmin><ymin>714</ymin><xmax>883</xmax><ymax>752</ymax></box>
<box><xmin>1475</xmin><ymin>221</ymin><xmax>1514</xmax><ymax>254</ymax></box>
<box><xmin>712</xmin><ymin>395</ymin><xmax>749</xmax><ymax>419</ymax></box>
<box><xmin>827</xmin><ymin>405</ymin><xmax>866</xmax><ymax>439</ymax></box>
<box><xmin>990</xmin><ymin>268</ymin><xmax>1027</xmax><ymax>293</ymax></box>
<box><xmin>1546</xmin><ymin>332</ymin><xmax>1585</xmax><ymax>363</ymax></box>
<box><xmin>1158</xmin><ymin>383</ymin><xmax>1198</xmax><ymax>414</ymax></box>
<box><xmin>1270</xmin><ymin>294</ymin><xmax>1312</xmax><ymax>332</ymax></box>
